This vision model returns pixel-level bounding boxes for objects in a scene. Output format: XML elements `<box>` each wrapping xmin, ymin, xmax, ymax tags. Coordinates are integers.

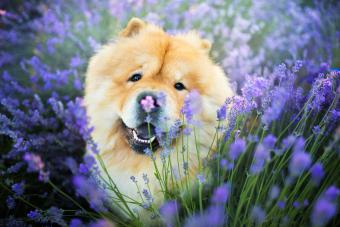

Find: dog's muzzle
<box><xmin>123</xmin><ymin>92</ymin><xmax>164</xmax><ymax>154</ymax></box>
<box><xmin>124</xmin><ymin>122</ymin><xmax>159</xmax><ymax>154</ymax></box>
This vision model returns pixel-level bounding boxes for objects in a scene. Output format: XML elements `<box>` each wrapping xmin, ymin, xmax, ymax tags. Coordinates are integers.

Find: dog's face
<box><xmin>85</xmin><ymin>18</ymin><xmax>233</xmax><ymax>160</ymax></box>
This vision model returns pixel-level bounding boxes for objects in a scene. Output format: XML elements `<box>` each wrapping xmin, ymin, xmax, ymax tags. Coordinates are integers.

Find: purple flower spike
<box><xmin>269</xmin><ymin>185</ymin><xmax>280</xmax><ymax>200</ymax></box>
<box><xmin>11</xmin><ymin>181</ymin><xmax>25</xmax><ymax>196</ymax></box>
<box><xmin>229</xmin><ymin>138</ymin><xmax>246</xmax><ymax>160</ymax></box>
<box><xmin>217</xmin><ymin>104</ymin><xmax>227</xmax><ymax>121</ymax></box>
<box><xmin>277</xmin><ymin>201</ymin><xmax>286</xmax><ymax>209</ymax></box>
<box><xmin>73</xmin><ymin>175</ymin><xmax>107</xmax><ymax>212</ymax></box>
<box><xmin>27</xmin><ymin>210</ymin><xmax>42</xmax><ymax>221</ymax></box>
<box><xmin>181</xmin><ymin>90</ymin><xmax>202</xmax><ymax>122</ymax></box>
<box><xmin>140</xmin><ymin>95</ymin><xmax>155</xmax><ymax>112</ymax></box>
<box><xmin>289</xmin><ymin>151</ymin><xmax>311</xmax><ymax>177</ymax></box>
<box><xmin>212</xmin><ymin>183</ymin><xmax>230</xmax><ymax>204</ymax></box>
<box><xmin>311</xmin><ymin>198</ymin><xmax>336</xmax><ymax>227</ymax></box>
<box><xmin>250</xmin><ymin>206</ymin><xmax>266</xmax><ymax>225</ymax></box>
<box><xmin>160</xmin><ymin>200</ymin><xmax>179</xmax><ymax>227</ymax></box>
<box><xmin>262</xmin><ymin>134</ymin><xmax>276</xmax><ymax>150</ymax></box>
<box><xmin>324</xmin><ymin>186</ymin><xmax>340</xmax><ymax>201</ymax></box>
<box><xmin>310</xmin><ymin>162</ymin><xmax>324</xmax><ymax>185</ymax></box>
<box><xmin>250</xmin><ymin>144</ymin><xmax>270</xmax><ymax>174</ymax></box>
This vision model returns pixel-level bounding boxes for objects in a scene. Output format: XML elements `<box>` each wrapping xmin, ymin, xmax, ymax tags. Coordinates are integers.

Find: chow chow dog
<box><xmin>84</xmin><ymin>18</ymin><xmax>234</xmax><ymax>219</ymax></box>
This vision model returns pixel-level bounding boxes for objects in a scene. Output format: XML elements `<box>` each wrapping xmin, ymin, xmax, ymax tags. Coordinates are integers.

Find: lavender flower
<box><xmin>308</xmin><ymin>73</ymin><xmax>335</xmax><ymax>111</ymax></box>
<box><xmin>168</xmin><ymin>119</ymin><xmax>182</xmax><ymax>140</ymax></box>
<box><xmin>89</xmin><ymin>219</ymin><xmax>114</xmax><ymax>227</ymax></box>
<box><xmin>262</xmin><ymin>134</ymin><xmax>276</xmax><ymax>150</ymax></box>
<box><xmin>293</xmin><ymin>137</ymin><xmax>306</xmax><ymax>153</ymax></box>
<box><xmin>144</xmin><ymin>148</ymin><xmax>155</xmax><ymax>160</ymax></box>
<box><xmin>140</xmin><ymin>95</ymin><xmax>155</xmax><ymax>112</ymax></box>
<box><xmin>69</xmin><ymin>55</ymin><xmax>84</xmax><ymax>68</ymax></box>
<box><xmin>251</xmin><ymin>144</ymin><xmax>270</xmax><ymax>174</ymax></box>
<box><xmin>181</xmin><ymin>90</ymin><xmax>202</xmax><ymax>122</ymax></box>
<box><xmin>277</xmin><ymin>201</ymin><xmax>286</xmax><ymax>209</ymax></box>
<box><xmin>269</xmin><ymin>185</ymin><xmax>280</xmax><ymax>200</ymax></box>
<box><xmin>223</xmin><ymin>96</ymin><xmax>256</xmax><ymax>141</ymax></box>
<box><xmin>220</xmin><ymin>159</ymin><xmax>234</xmax><ymax>170</ymax></box>
<box><xmin>324</xmin><ymin>186</ymin><xmax>340</xmax><ymax>201</ymax></box>
<box><xmin>160</xmin><ymin>200</ymin><xmax>179</xmax><ymax>227</ymax></box>
<box><xmin>292</xmin><ymin>60</ymin><xmax>304</xmax><ymax>73</ymax></box>
<box><xmin>293</xmin><ymin>201</ymin><xmax>300</xmax><ymax>208</ymax></box>
<box><xmin>70</xmin><ymin>219</ymin><xmax>83</xmax><ymax>227</ymax></box>
<box><xmin>27</xmin><ymin>210</ymin><xmax>43</xmax><ymax>221</ymax></box>
<box><xmin>78</xmin><ymin>155</ymin><xmax>96</xmax><ymax>175</ymax></box>
<box><xmin>241</xmin><ymin>76</ymin><xmax>270</xmax><ymax>102</ymax></box>
<box><xmin>217</xmin><ymin>104</ymin><xmax>227</xmax><ymax>120</ymax></box>
<box><xmin>183</xmin><ymin>127</ymin><xmax>192</xmax><ymax>135</ymax></box>
<box><xmin>73</xmin><ymin>175</ymin><xmax>107</xmax><ymax>212</ymax></box>
<box><xmin>307</xmin><ymin>185</ymin><xmax>338</xmax><ymax>227</ymax></box>
<box><xmin>311</xmin><ymin>198</ymin><xmax>336</xmax><ymax>227</ymax></box>
<box><xmin>250</xmin><ymin>206</ymin><xmax>266</xmax><ymax>225</ymax></box>
<box><xmin>310</xmin><ymin>163</ymin><xmax>324</xmax><ymax>185</ymax></box>
<box><xmin>184</xmin><ymin>205</ymin><xmax>225</xmax><ymax>227</ymax></box>
<box><xmin>289</xmin><ymin>151</ymin><xmax>311</xmax><ymax>177</ymax></box>
<box><xmin>142</xmin><ymin>189</ymin><xmax>154</xmax><ymax>205</ymax></box>
<box><xmin>161</xmin><ymin>147</ymin><xmax>171</xmax><ymax>162</ymax></box>
<box><xmin>211</xmin><ymin>183</ymin><xmax>230</xmax><ymax>204</ymax></box>
<box><xmin>130</xmin><ymin>176</ymin><xmax>137</xmax><ymax>183</ymax></box>
<box><xmin>262</xmin><ymin>87</ymin><xmax>290</xmax><ymax>127</ymax></box>
<box><xmin>229</xmin><ymin>138</ymin><xmax>246</xmax><ymax>160</ymax></box>
<box><xmin>11</xmin><ymin>182</ymin><xmax>25</xmax><ymax>196</ymax></box>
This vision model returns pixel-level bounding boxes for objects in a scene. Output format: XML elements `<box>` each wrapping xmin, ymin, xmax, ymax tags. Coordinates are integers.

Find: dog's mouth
<box><xmin>122</xmin><ymin>121</ymin><xmax>160</xmax><ymax>154</ymax></box>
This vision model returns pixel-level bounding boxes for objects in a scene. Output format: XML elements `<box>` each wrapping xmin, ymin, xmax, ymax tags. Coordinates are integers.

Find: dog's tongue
<box><xmin>135</xmin><ymin>123</ymin><xmax>156</xmax><ymax>139</ymax></box>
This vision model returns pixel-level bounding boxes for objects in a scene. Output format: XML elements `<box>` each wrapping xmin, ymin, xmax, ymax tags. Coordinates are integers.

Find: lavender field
<box><xmin>1</xmin><ymin>0</ymin><xmax>339</xmax><ymax>226</ymax></box>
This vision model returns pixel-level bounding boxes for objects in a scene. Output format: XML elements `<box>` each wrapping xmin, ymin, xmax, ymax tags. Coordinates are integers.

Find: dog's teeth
<box><xmin>132</xmin><ymin>130</ymin><xmax>139</xmax><ymax>140</ymax></box>
<box><xmin>132</xmin><ymin>129</ymin><xmax>156</xmax><ymax>144</ymax></box>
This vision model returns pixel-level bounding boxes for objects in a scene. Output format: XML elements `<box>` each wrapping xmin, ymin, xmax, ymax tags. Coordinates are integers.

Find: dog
<box><xmin>84</xmin><ymin>17</ymin><xmax>234</xmax><ymax>220</ymax></box>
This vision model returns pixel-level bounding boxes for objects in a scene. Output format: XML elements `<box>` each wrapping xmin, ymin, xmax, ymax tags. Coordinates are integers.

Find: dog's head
<box><xmin>85</xmin><ymin>18</ymin><xmax>233</xmax><ymax>157</ymax></box>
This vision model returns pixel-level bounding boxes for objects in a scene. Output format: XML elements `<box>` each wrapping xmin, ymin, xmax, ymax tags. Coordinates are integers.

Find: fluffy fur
<box><xmin>84</xmin><ymin>18</ymin><xmax>234</xmax><ymax>217</ymax></box>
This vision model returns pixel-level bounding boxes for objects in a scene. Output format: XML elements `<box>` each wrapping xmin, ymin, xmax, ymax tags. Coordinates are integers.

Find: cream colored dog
<box><xmin>84</xmin><ymin>17</ymin><xmax>234</xmax><ymax>220</ymax></box>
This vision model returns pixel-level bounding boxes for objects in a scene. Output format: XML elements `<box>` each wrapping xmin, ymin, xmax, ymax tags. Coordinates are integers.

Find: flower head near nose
<box><xmin>140</xmin><ymin>95</ymin><xmax>155</xmax><ymax>112</ymax></box>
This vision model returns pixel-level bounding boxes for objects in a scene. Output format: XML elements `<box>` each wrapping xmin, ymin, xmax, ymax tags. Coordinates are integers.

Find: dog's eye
<box><xmin>128</xmin><ymin>73</ymin><xmax>142</xmax><ymax>82</ymax></box>
<box><xmin>174</xmin><ymin>82</ymin><xmax>186</xmax><ymax>91</ymax></box>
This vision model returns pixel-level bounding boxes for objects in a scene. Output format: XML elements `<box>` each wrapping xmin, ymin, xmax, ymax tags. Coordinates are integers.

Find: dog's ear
<box><xmin>119</xmin><ymin>17</ymin><xmax>146</xmax><ymax>37</ymax></box>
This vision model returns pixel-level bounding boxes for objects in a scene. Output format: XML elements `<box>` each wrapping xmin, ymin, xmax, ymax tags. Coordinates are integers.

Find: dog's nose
<box><xmin>139</xmin><ymin>94</ymin><xmax>160</xmax><ymax>113</ymax></box>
